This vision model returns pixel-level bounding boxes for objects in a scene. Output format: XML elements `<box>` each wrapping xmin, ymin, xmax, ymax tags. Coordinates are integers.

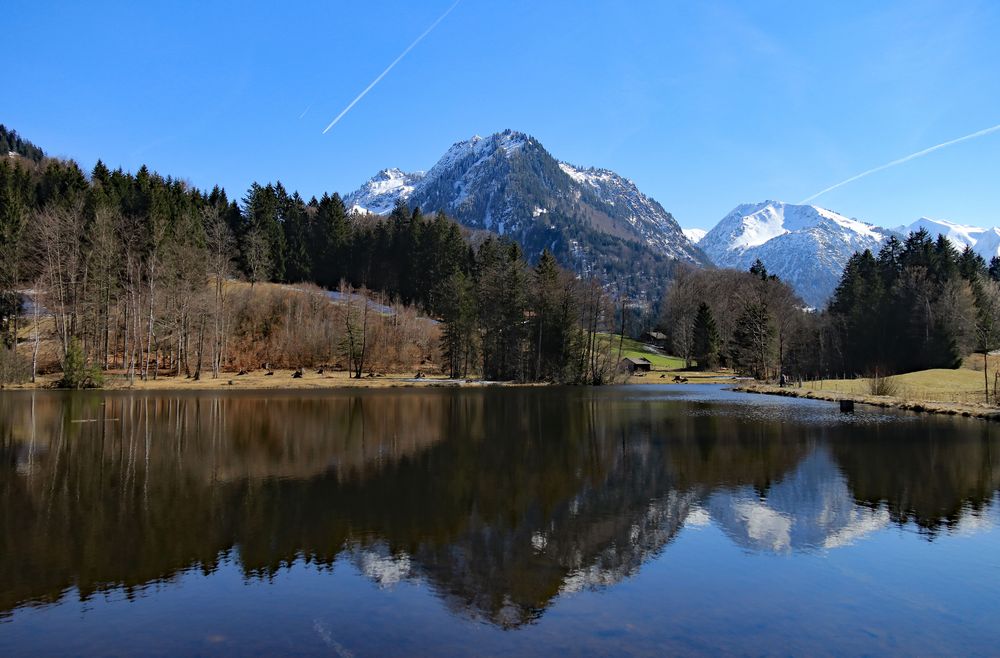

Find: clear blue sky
<box><xmin>7</xmin><ymin>0</ymin><xmax>1000</xmax><ymax>230</ymax></box>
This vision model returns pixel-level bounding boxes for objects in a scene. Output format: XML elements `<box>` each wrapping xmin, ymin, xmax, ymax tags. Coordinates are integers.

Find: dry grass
<box><xmin>2</xmin><ymin>369</ymin><xmax>526</xmax><ymax>391</ymax></box>
<box><xmin>733</xmin><ymin>354</ymin><xmax>1000</xmax><ymax>421</ymax></box>
<box><xmin>737</xmin><ymin>382</ymin><xmax>1000</xmax><ymax>421</ymax></box>
<box><xmin>803</xmin><ymin>368</ymin><xmax>996</xmax><ymax>405</ymax></box>
<box><xmin>624</xmin><ymin>369</ymin><xmax>736</xmax><ymax>385</ymax></box>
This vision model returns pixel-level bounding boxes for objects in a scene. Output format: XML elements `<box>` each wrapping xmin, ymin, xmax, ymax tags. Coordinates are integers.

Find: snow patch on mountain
<box><xmin>700</xmin><ymin>201</ymin><xmax>893</xmax><ymax>307</ymax></box>
<box><xmin>901</xmin><ymin>217</ymin><xmax>1000</xmax><ymax>259</ymax></box>
<box><xmin>682</xmin><ymin>228</ymin><xmax>707</xmax><ymax>244</ymax></box>
<box><xmin>344</xmin><ymin>167</ymin><xmax>425</xmax><ymax>215</ymax></box>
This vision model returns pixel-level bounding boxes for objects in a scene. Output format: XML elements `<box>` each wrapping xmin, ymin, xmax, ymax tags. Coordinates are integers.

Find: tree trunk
<box><xmin>143</xmin><ymin>271</ymin><xmax>154</xmax><ymax>380</ymax></box>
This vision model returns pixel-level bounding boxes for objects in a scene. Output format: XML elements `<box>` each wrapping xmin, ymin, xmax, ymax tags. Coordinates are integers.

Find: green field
<box><xmin>602</xmin><ymin>334</ymin><xmax>687</xmax><ymax>370</ymax></box>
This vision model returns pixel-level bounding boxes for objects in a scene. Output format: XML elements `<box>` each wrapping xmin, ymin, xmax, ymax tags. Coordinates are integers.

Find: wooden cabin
<box><xmin>643</xmin><ymin>331</ymin><xmax>668</xmax><ymax>347</ymax></box>
<box><xmin>621</xmin><ymin>356</ymin><xmax>653</xmax><ymax>373</ymax></box>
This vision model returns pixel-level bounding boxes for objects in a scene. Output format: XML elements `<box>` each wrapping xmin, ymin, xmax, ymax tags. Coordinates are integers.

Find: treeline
<box><xmin>660</xmin><ymin>260</ymin><xmax>809</xmax><ymax>379</ymax></box>
<box><xmin>0</xmin><ymin>127</ymin><xmax>621</xmax><ymax>385</ymax></box>
<box><xmin>0</xmin><ymin>125</ymin><xmax>44</xmax><ymax>163</ymax></box>
<box><xmin>659</xmin><ymin>230</ymin><xmax>1000</xmax><ymax>392</ymax></box>
<box><xmin>828</xmin><ymin>229</ymin><xmax>1000</xmax><ymax>376</ymax></box>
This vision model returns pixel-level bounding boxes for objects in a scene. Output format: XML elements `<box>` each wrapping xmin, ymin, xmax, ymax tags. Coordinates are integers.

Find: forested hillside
<box><xmin>0</xmin><ymin>126</ymin><xmax>44</xmax><ymax>163</ymax></box>
<box><xmin>658</xmin><ymin>230</ymin><xmax>1000</xmax><ymax>395</ymax></box>
<box><xmin>0</xmin><ymin>126</ymin><xmax>624</xmax><ymax>386</ymax></box>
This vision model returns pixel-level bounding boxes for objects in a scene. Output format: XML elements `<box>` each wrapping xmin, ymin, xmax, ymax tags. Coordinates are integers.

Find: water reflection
<box><xmin>0</xmin><ymin>387</ymin><xmax>997</xmax><ymax>627</ymax></box>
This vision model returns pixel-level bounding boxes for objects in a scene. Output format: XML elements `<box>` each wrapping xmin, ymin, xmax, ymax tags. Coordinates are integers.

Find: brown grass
<box><xmin>2</xmin><ymin>369</ymin><xmax>539</xmax><ymax>391</ymax></box>
<box><xmin>800</xmin><ymin>368</ymin><xmax>996</xmax><ymax>406</ymax></box>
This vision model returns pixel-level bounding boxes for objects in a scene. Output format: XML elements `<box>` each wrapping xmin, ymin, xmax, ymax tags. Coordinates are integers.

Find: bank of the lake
<box><xmin>736</xmin><ymin>382</ymin><xmax>1000</xmax><ymax>422</ymax></box>
<box><xmin>3</xmin><ymin>367</ymin><xmax>736</xmax><ymax>391</ymax></box>
<box><xmin>2</xmin><ymin>370</ymin><xmax>551</xmax><ymax>391</ymax></box>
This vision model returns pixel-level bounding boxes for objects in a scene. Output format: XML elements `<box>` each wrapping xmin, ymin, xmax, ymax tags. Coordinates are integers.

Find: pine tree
<box><xmin>749</xmin><ymin>258</ymin><xmax>769</xmax><ymax>280</ymax></box>
<box><xmin>989</xmin><ymin>256</ymin><xmax>1000</xmax><ymax>283</ymax></box>
<box><xmin>439</xmin><ymin>271</ymin><xmax>478</xmax><ymax>378</ymax></box>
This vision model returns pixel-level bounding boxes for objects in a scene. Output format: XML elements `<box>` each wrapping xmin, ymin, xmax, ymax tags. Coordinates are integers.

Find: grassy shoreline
<box><xmin>0</xmin><ymin>370</ymin><xmax>549</xmax><ymax>391</ymax></box>
<box><xmin>735</xmin><ymin>382</ymin><xmax>1000</xmax><ymax>422</ymax></box>
<box><xmin>3</xmin><ymin>367</ymin><xmax>738</xmax><ymax>391</ymax></box>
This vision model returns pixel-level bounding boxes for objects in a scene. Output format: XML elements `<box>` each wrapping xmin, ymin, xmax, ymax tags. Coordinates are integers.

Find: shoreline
<box><xmin>0</xmin><ymin>370</ymin><xmax>546</xmax><ymax>392</ymax></box>
<box><xmin>2</xmin><ymin>369</ymin><xmax>737</xmax><ymax>392</ymax></box>
<box><xmin>734</xmin><ymin>383</ymin><xmax>1000</xmax><ymax>422</ymax></box>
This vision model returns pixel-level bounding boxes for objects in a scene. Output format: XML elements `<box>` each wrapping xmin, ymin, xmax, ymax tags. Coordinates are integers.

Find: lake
<box><xmin>1</xmin><ymin>385</ymin><xmax>998</xmax><ymax>656</ymax></box>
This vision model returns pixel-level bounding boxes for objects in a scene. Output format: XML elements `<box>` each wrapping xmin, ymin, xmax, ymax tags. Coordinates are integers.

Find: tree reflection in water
<box><xmin>0</xmin><ymin>387</ymin><xmax>997</xmax><ymax>626</ymax></box>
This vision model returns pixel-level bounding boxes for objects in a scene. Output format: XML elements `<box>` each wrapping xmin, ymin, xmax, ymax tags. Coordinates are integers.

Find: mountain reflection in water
<box><xmin>0</xmin><ymin>386</ymin><xmax>998</xmax><ymax>629</ymax></box>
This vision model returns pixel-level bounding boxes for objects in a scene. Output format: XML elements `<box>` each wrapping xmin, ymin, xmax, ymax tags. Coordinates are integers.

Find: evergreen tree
<box><xmin>281</xmin><ymin>191</ymin><xmax>312</xmax><ymax>283</ymax></box>
<box><xmin>439</xmin><ymin>271</ymin><xmax>478</xmax><ymax>378</ymax></box>
<box><xmin>749</xmin><ymin>258</ymin><xmax>769</xmax><ymax>280</ymax></box>
<box><xmin>310</xmin><ymin>192</ymin><xmax>349</xmax><ymax>288</ymax></box>
<box><xmin>957</xmin><ymin>244</ymin><xmax>987</xmax><ymax>282</ymax></box>
<box><xmin>242</xmin><ymin>183</ymin><xmax>285</xmax><ymax>281</ymax></box>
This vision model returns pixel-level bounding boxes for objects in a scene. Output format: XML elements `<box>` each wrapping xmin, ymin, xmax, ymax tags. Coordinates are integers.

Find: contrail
<box><xmin>298</xmin><ymin>104</ymin><xmax>312</xmax><ymax>119</ymax></box>
<box><xmin>800</xmin><ymin>122</ymin><xmax>1000</xmax><ymax>203</ymax></box>
<box><xmin>322</xmin><ymin>0</ymin><xmax>462</xmax><ymax>134</ymax></box>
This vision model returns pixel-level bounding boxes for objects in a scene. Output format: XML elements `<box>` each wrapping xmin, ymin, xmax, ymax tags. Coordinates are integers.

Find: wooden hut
<box><xmin>621</xmin><ymin>356</ymin><xmax>653</xmax><ymax>373</ymax></box>
<box><xmin>643</xmin><ymin>331</ymin><xmax>668</xmax><ymax>347</ymax></box>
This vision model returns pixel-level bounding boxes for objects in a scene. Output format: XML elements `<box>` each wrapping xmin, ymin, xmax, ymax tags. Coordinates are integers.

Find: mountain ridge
<box><xmin>699</xmin><ymin>201</ymin><xmax>894</xmax><ymax>307</ymax></box>
<box><xmin>345</xmin><ymin>129</ymin><xmax>708</xmax><ymax>297</ymax></box>
<box><xmin>900</xmin><ymin>217</ymin><xmax>1000</xmax><ymax>259</ymax></box>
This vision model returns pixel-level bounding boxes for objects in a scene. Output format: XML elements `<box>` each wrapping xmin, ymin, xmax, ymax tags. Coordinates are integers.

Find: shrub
<box><xmin>867</xmin><ymin>369</ymin><xmax>899</xmax><ymax>397</ymax></box>
<box><xmin>58</xmin><ymin>338</ymin><xmax>103</xmax><ymax>389</ymax></box>
<box><xmin>0</xmin><ymin>348</ymin><xmax>29</xmax><ymax>385</ymax></box>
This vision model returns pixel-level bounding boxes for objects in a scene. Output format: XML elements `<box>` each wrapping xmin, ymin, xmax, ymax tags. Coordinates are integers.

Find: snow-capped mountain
<box><xmin>344</xmin><ymin>167</ymin><xmax>425</xmax><ymax>215</ymax></box>
<box><xmin>682</xmin><ymin>228</ymin><xmax>707</xmax><ymax>244</ymax></box>
<box><xmin>900</xmin><ymin>217</ymin><xmax>1000</xmax><ymax>260</ymax></box>
<box><xmin>700</xmin><ymin>201</ymin><xmax>894</xmax><ymax>307</ymax></box>
<box><xmin>346</xmin><ymin>130</ymin><xmax>708</xmax><ymax>291</ymax></box>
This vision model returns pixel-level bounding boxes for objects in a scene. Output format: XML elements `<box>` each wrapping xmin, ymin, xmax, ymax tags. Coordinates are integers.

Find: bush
<box><xmin>58</xmin><ymin>338</ymin><xmax>103</xmax><ymax>389</ymax></box>
<box><xmin>0</xmin><ymin>348</ymin><xmax>29</xmax><ymax>385</ymax></box>
<box><xmin>867</xmin><ymin>369</ymin><xmax>899</xmax><ymax>397</ymax></box>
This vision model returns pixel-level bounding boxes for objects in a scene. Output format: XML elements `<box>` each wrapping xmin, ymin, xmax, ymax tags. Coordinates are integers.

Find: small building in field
<box><xmin>643</xmin><ymin>331</ymin><xmax>668</xmax><ymax>347</ymax></box>
<box><xmin>621</xmin><ymin>356</ymin><xmax>653</xmax><ymax>373</ymax></box>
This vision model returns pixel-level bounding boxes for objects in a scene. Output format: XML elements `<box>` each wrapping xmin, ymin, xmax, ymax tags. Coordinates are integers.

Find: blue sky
<box><xmin>6</xmin><ymin>0</ymin><xmax>1000</xmax><ymax>230</ymax></box>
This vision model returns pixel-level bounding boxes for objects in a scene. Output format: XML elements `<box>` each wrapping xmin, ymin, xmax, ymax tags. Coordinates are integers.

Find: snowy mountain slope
<box><xmin>345</xmin><ymin>130</ymin><xmax>708</xmax><ymax>291</ymax></box>
<box><xmin>682</xmin><ymin>228</ymin><xmax>707</xmax><ymax>244</ymax></box>
<box><xmin>344</xmin><ymin>167</ymin><xmax>425</xmax><ymax>215</ymax></box>
<box><xmin>900</xmin><ymin>217</ymin><xmax>1000</xmax><ymax>259</ymax></box>
<box><xmin>700</xmin><ymin>201</ymin><xmax>894</xmax><ymax>307</ymax></box>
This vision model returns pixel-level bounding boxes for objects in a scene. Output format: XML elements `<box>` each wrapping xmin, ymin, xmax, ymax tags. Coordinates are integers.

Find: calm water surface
<box><xmin>1</xmin><ymin>385</ymin><xmax>998</xmax><ymax>656</ymax></box>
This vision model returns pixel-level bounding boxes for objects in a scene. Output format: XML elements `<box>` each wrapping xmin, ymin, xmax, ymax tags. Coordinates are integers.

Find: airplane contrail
<box><xmin>800</xmin><ymin>122</ymin><xmax>1000</xmax><ymax>203</ymax></box>
<box><xmin>299</xmin><ymin>104</ymin><xmax>312</xmax><ymax>119</ymax></box>
<box><xmin>322</xmin><ymin>0</ymin><xmax>462</xmax><ymax>134</ymax></box>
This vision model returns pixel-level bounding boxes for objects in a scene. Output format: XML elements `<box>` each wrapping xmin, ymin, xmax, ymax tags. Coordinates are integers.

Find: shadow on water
<box><xmin>0</xmin><ymin>385</ymin><xmax>998</xmax><ymax>628</ymax></box>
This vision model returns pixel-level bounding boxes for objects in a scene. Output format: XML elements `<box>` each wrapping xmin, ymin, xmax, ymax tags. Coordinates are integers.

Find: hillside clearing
<box><xmin>601</xmin><ymin>334</ymin><xmax>687</xmax><ymax>370</ymax></box>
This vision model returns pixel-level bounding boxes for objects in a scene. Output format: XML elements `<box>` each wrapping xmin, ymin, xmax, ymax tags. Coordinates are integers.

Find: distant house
<box><xmin>621</xmin><ymin>356</ymin><xmax>652</xmax><ymax>373</ymax></box>
<box><xmin>643</xmin><ymin>331</ymin><xmax>667</xmax><ymax>347</ymax></box>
